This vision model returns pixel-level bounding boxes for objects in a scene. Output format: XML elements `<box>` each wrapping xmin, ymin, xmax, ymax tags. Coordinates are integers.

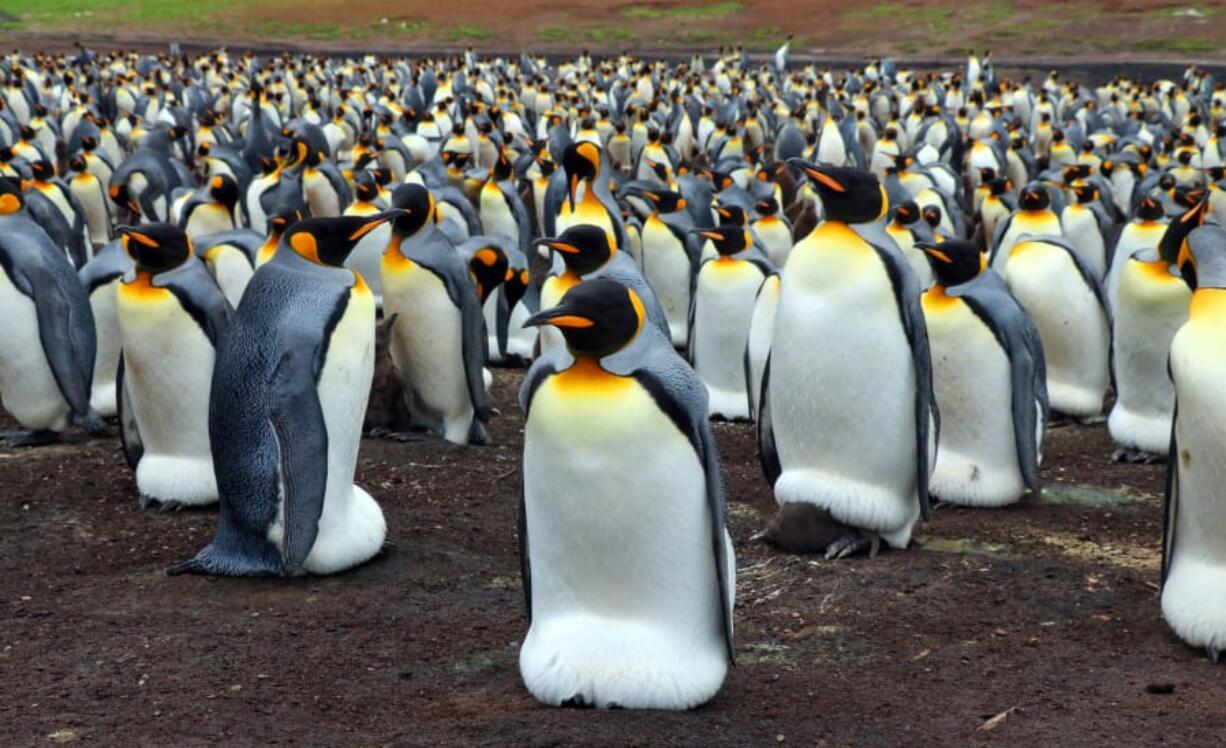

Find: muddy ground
<box><xmin>2</xmin><ymin>367</ymin><xmax>1224</xmax><ymax>746</ymax></box>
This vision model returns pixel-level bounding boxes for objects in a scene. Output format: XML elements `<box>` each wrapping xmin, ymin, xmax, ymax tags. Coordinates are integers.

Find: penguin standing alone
<box><xmin>518</xmin><ymin>278</ymin><xmax>734</xmax><ymax>710</ymax></box>
<box><xmin>172</xmin><ymin>213</ymin><xmax>397</xmax><ymax>576</ymax></box>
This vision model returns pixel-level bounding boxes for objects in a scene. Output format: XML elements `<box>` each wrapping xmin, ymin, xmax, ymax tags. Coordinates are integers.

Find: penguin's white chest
<box><xmin>479</xmin><ymin>184</ymin><xmax>519</xmax><ymax>243</ymax></box>
<box><xmin>88</xmin><ymin>280</ymin><xmax>123</xmax><ymax>417</ymax></box>
<box><xmin>0</xmin><ymin>267</ymin><xmax>69</xmax><ymax>430</ymax></box>
<box><xmin>201</xmin><ymin>244</ymin><xmax>254</xmax><ymax>308</ymax></box>
<box><xmin>692</xmin><ymin>259</ymin><xmax>763</xmax><ymax>419</ymax></box>
<box><xmin>640</xmin><ymin>215</ymin><xmax>690</xmax><ymax>346</ymax></box>
<box><xmin>185</xmin><ymin>204</ymin><xmax>235</xmax><ymax>240</ymax></box>
<box><xmin>303</xmin><ymin>169</ymin><xmax>341</xmax><ymax>217</ymax></box>
<box><xmin>923</xmin><ymin>292</ymin><xmax>1023</xmax><ymax>506</ymax></box>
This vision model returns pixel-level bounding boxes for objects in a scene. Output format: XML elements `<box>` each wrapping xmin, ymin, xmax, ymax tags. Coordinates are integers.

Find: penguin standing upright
<box><xmin>689</xmin><ymin>225</ymin><xmax>771</xmax><ymax>420</ymax></box>
<box><xmin>342</xmin><ymin>177</ymin><xmax>392</xmax><ymax>309</ymax></box>
<box><xmin>193</xmin><ymin>229</ymin><xmax>261</xmax><ymax>308</ymax></box>
<box><xmin>1060</xmin><ymin>183</ymin><xmax>1110</xmax><ymax>279</ymax></box>
<box><xmin>1108</xmin><ymin>204</ymin><xmax>1200</xmax><ymax>460</ymax></box>
<box><xmin>518</xmin><ymin>278</ymin><xmax>734</xmax><ymax>710</ymax></box>
<box><xmin>919</xmin><ymin>240</ymin><xmax>1047</xmax><ymax>507</ymax></box>
<box><xmin>991</xmin><ymin>186</ymin><xmax>1063</xmax><ymax>271</ymax></box>
<box><xmin>1161</xmin><ymin>224</ymin><xmax>1226</xmax><ymax>661</ymax></box>
<box><xmin>1002</xmin><ymin>235</ymin><xmax>1111</xmax><ymax>418</ymax></box>
<box><xmin>0</xmin><ymin>179</ymin><xmax>106</xmax><ymax>446</ymax></box>
<box><xmin>172</xmin><ymin>213</ymin><xmax>397</xmax><ymax>577</ymax></box>
<box><xmin>382</xmin><ymin>184</ymin><xmax>492</xmax><ymax>445</ymax></box>
<box><xmin>759</xmin><ymin>163</ymin><xmax>936</xmax><ymax>558</ymax></box>
<box><xmin>633</xmin><ymin>187</ymin><xmax>697</xmax><ymax>347</ymax></box>
<box><xmin>78</xmin><ymin>238</ymin><xmax>133</xmax><ymax>417</ymax></box>
<box><xmin>751</xmin><ymin>196</ymin><xmax>794</xmax><ymax>268</ymax></box>
<box><xmin>116</xmin><ymin>224</ymin><xmax>230</xmax><ymax>509</ymax></box>
<box><xmin>180</xmin><ymin>174</ymin><xmax>240</xmax><ymax>239</ymax></box>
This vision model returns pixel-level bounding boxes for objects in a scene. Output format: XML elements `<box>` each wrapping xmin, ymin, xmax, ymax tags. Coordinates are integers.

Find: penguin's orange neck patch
<box><xmin>552</xmin><ymin>356</ymin><xmax>632</xmax><ymax>395</ymax></box>
<box><xmin>383</xmin><ymin>238</ymin><xmax>414</xmax><ymax>272</ymax></box>
<box><xmin>922</xmin><ymin>285</ymin><xmax>960</xmax><ymax>313</ymax></box>
<box><xmin>1191</xmin><ymin>288</ymin><xmax>1226</xmax><ymax>322</ymax></box>
<box><xmin>554</xmin><ymin>271</ymin><xmax>581</xmax><ymax>295</ymax></box>
<box><xmin>119</xmin><ymin>271</ymin><xmax>171</xmax><ymax>301</ymax></box>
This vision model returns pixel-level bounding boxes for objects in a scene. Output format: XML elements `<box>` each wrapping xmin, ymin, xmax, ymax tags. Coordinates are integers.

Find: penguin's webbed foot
<box><xmin>1075</xmin><ymin>414</ymin><xmax>1106</xmax><ymax>426</ymax></box>
<box><xmin>0</xmin><ymin>430</ymin><xmax>59</xmax><ymax>448</ymax></box>
<box><xmin>384</xmin><ymin>430</ymin><xmax>431</xmax><ymax>443</ymax></box>
<box><xmin>139</xmin><ymin>494</ymin><xmax>184</xmax><ymax>512</ymax></box>
<box><xmin>74</xmin><ymin>411</ymin><xmax>114</xmax><ymax>437</ymax></box>
<box><xmin>825</xmin><ymin>530</ymin><xmax>882</xmax><ymax>560</ymax></box>
<box><xmin>1112</xmin><ymin>448</ymin><xmax>1165</xmax><ymax>465</ymax></box>
<box><xmin>560</xmin><ymin>694</ymin><xmax>594</xmax><ymax>709</ymax></box>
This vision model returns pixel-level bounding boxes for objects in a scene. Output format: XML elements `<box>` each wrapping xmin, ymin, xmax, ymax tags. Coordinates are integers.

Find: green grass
<box><xmin>624</xmin><ymin>2</ymin><xmax>743</xmax><ymax>20</ymax></box>
<box><xmin>1152</xmin><ymin>4</ymin><xmax>1218</xmax><ymax>19</ymax></box>
<box><xmin>440</xmin><ymin>24</ymin><xmax>494</xmax><ymax>42</ymax></box>
<box><xmin>249</xmin><ymin>20</ymin><xmax>346</xmax><ymax>41</ymax></box>
<box><xmin>1136</xmin><ymin>36</ymin><xmax>1216</xmax><ymax>54</ymax></box>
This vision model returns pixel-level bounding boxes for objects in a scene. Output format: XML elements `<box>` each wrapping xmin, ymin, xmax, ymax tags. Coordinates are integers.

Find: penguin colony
<box><xmin>1</xmin><ymin>43</ymin><xmax>1225</xmax><ymax>711</ymax></box>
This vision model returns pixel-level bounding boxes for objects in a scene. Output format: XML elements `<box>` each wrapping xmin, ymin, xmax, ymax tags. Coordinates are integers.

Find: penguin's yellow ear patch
<box><xmin>290</xmin><ymin>231</ymin><xmax>321</xmax><ymax>263</ymax></box>
<box><xmin>475</xmin><ymin>248</ymin><xmax>499</xmax><ymax>266</ymax></box>
<box><xmin>0</xmin><ymin>193</ymin><xmax>20</xmax><ymax>214</ymax></box>
<box><xmin>211</xmin><ymin>175</ymin><xmax>223</xmax><ymax>189</ymax></box>
<box><xmin>805</xmin><ymin>168</ymin><xmax>846</xmax><ymax>193</ymax></box>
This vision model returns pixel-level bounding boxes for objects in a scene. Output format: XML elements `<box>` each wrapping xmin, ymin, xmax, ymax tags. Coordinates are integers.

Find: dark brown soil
<box><xmin>2</xmin><ymin>370</ymin><xmax>1222</xmax><ymax>746</ymax></box>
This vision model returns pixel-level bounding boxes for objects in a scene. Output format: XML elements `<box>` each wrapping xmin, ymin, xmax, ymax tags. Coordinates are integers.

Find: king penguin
<box><xmin>1108</xmin><ymin>203</ymin><xmax>1199</xmax><ymax>460</ymax></box>
<box><xmin>116</xmin><ymin>224</ymin><xmax>230</xmax><ymax>509</ymax></box>
<box><xmin>518</xmin><ymin>277</ymin><xmax>734</xmax><ymax>710</ymax></box>
<box><xmin>1002</xmin><ymin>234</ymin><xmax>1111</xmax><ymax>419</ymax></box>
<box><xmin>78</xmin><ymin>238</ymin><xmax>133</xmax><ymax>417</ymax></box>
<box><xmin>689</xmin><ymin>225</ymin><xmax>772</xmax><ymax>420</ymax></box>
<box><xmin>759</xmin><ymin>162</ymin><xmax>936</xmax><ymax>558</ymax></box>
<box><xmin>382</xmin><ymin>184</ymin><xmax>492</xmax><ymax>445</ymax></box>
<box><xmin>631</xmin><ymin>186</ymin><xmax>698</xmax><ymax>347</ymax></box>
<box><xmin>171</xmin><ymin>212</ymin><xmax>398</xmax><ymax>577</ymax></box>
<box><xmin>0</xmin><ymin>179</ymin><xmax>106</xmax><ymax>446</ymax></box>
<box><xmin>919</xmin><ymin>240</ymin><xmax>1047</xmax><ymax>507</ymax></box>
<box><xmin>1161</xmin><ymin>224</ymin><xmax>1226</xmax><ymax>662</ymax></box>
<box><xmin>991</xmin><ymin>186</ymin><xmax>1063</xmax><ymax>271</ymax></box>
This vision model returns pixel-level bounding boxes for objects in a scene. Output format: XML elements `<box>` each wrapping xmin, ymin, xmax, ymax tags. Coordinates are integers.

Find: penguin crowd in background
<box><xmin>1</xmin><ymin>43</ymin><xmax>1226</xmax><ymax>708</ymax></box>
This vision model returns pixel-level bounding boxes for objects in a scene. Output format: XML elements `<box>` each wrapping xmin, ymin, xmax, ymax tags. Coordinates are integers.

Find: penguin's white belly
<box><xmin>1162</xmin><ymin>308</ymin><xmax>1226</xmax><ymax>651</ymax></box>
<box><xmin>382</xmin><ymin>260</ymin><xmax>473</xmax><ymax>443</ymax></box>
<box><xmin>505</xmin><ymin>299</ymin><xmax>536</xmax><ymax>360</ymax></box>
<box><xmin>0</xmin><ymin>269</ymin><xmax>70</xmax><ymax>430</ymax></box>
<box><xmin>203</xmin><ymin>245</ymin><xmax>254</xmax><ymax>308</ymax></box>
<box><xmin>479</xmin><ymin>188</ymin><xmax>520</xmax><ymax>245</ymax></box>
<box><xmin>88</xmin><ymin>281</ymin><xmax>122</xmax><ymax>417</ymax></box>
<box><xmin>746</xmin><ymin>274</ymin><xmax>779</xmax><ymax>421</ymax></box>
<box><xmin>925</xmin><ymin>296</ymin><xmax>1025</xmax><ymax>507</ymax></box>
<box><xmin>341</xmin><ymin>223</ymin><xmax>388</xmax><ymax>309</ymax></box>
<box><xmin>482</xmin><ymin>292</ymin><xmax>502</xmax><ymax>362</ymax></box>
<box><xmin>1109</xmin><ymin>261</ymin><xmax>1190</xmax><ymax>453</ymax></box>
<box><xmin>1005</xmin><ymin>243</ymin><xmax>1109</xmax><ymax>417</ymax></box>
<box><xmin>1061</xmin><ymin>208</ymin><xmax>1106</xmax><ymax>278</ymax></box>
<box><xmin>304</xmin><ymin>171</ymin><xmax>340</xmax><ymax>217</ymax></box>
<box><xmin>692</xmin><ymin>260</ymin><xmax>762</xmax><ymax>419</ymax></box>
<box><xmin>521</xmin><ymin>371</ymin><xmax>728</xmax><ymax>710</ymax></box>
<box><xmin>72</xmin><ymin>178</ymin><xmax>110</xmax><ymax>246</ymax></box>
<box><xmin>640</xmin><ymin>217</ymin><xmax>691</xmax><ymax>347</ymax></box>
<box><xmin>117</xmin><ymin>284</ymin><xmax>218</xmax><ymax>505</ymax></box>
<box><xmin>993</xmin><ymin>214</ymin><xmax>1062</xmax><ymax>271</ymax></box>
<box><xmin>1106</xmin><ymin>224</ymin><xmax>1167</xmax><ymax>310</ymax></box>
<box><xmin>769</xmin><ymin>229</ymin><xmax>920</xmax><ymax>546</ymax></box>
<box><xmin>185</xmin><ymin>204</ymin><xmax>234</xmax><ymax>240</ymax></box>
<box><xmin>302</xmin><ymin>285</ymin><xmax>384</xmax><ymax>575</ymax></box>
<box><xmin>245</xmin><ymin>180</ymin><xmax>271</xmax><ymax>234</ymax></box>
<box><xmin>755</xmin><ymin>220</ymin><xmax>792</xmax><ymax>268</ymax></box>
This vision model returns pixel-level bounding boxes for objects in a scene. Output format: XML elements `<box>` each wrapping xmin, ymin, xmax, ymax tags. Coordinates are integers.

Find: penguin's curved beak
<box><xmin>524</xmin><ymin>303</ymin><xmax>594</xmax><ymax>330</ymax></box>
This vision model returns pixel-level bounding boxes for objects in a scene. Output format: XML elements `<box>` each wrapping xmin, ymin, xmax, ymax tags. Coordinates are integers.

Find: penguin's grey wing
<box><xmin>267</xmin><ymin>338</ymin><xmax>330</xmax><ymax>573</ymax></box>
<box><xmin>757</xmin><ymin>353</ymin><xmax>781</xmax><ymax>486</ymax></box>
<box><xmin>989</xmin><ymin>213</ymin><xmax>1015</xmax><ymax>264</ymax></box>
<box><xmin>156</xmin><ymin>261</ymin><xmax>232</xmax><ymax>347</ymax></box>
<box><xmin>1162</xmin><ymin>400</ymin><xmax>1180</xmax><ymax>585</ymax></box>
<box><xmin>955</xmin><ymin>275</ymin><xmax>1047</xmax><ymax>492</ymax></box>
<box><xmin>629</xmin><ymin>347</ymin><xmax>735</xmax><ymax>663</ymax></box>
<box><xmin>115</xmin><ymin>353</ymin><xmax>144</xmax><ymax>469</ymax></box>
<box><xmin>14</xmin><ymin>260</ymin><xmax>95</xmax><ymax>417</ymax></box>
<box><xmin>869</xmin><ymin>242</ymin><xmax>935</xmax><ymax>518</ymax></box>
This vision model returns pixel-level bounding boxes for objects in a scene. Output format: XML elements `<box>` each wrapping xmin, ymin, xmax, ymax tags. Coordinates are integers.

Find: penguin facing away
<box><xmin>115</xmin><ymin>223</ymin><xmax>230</xmax><ymax>509</ymax></box>
<box><xmin>919</xmin><ymin>240</ymin><xmax>1047</xmax><ymax>507</ymax></box>
<box><xmin>518</xmin><ymin>277</ymin><xmax>734</xmax><ymax>710</ymax></box>
<box><xmin>1162</xmin><ymin>224</ymin><xmax>1226</xmax><ymax>662</ymax></box>
<box><xmin>759</xmin><ymin>162</ymin><xmax>936</xmax><ymax>558</ymax></box>
<box><xmin>171</xmin><ymin>212</ymin><xmax>398</xmax><ymax>577</ymax></box>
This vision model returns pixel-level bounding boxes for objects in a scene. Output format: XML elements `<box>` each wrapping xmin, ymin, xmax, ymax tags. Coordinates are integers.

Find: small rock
<box><xmin>47</xmin><ymin>730</ymin><xmax>78</xmax><ymax>743</ymax></box>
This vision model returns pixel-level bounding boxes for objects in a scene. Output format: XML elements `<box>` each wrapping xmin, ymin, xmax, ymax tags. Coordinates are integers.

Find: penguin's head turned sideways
<box><xmin>535</xmin><ymin>224</ymin><xmax>615</xmax><ymax>276</ymax></box>
<box><xmin>119</xmin><ymin>223</ymin><xmax>193</xmax><ymax>273</ymax></box>
<box><xmin>284</xmin><ymin>213</ymin><xmax>404</xmax><ymax>267</ymax></box>
<box><xmin>1160</xmin><ymin>199</ymin><xmax>1209</xmax><ymax>288</ymax></box>
<box><xmin>787</xmin><ymin>159</ymin><xmax>887</xmax><ymax>224</ymax></box>
<box><xmin>917</xmin><ymin>240</ymin><xmax>986</xmax><ymax>288</ymax></box>
<box><xmin>525</xmin><ymin>278</ymin><xmax>646</xmax><ymax>358</ymax></box>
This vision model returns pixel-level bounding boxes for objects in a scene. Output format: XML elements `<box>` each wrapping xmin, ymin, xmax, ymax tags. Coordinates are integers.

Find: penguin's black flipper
<box><xmin>870</xmin><ymin>242</ymin><xmax>936</xmax><ymax>519</ymax></box>
<box><xmin>518</xmin><ymin>481</ymin><xmax>532</xmax><ymax>621</ymax></box>
<box><xmin>1162</xmin><ymin>401</ymin><xmax>1181</xmax><ymax>586</ymax></box>
<box><xmin>268</xmin><ymin>343</ymin><xmax>329</xmax><ymax>573</ymax></box>
<box><xmin>26</xmin><ymin>264</ymin><xmax>95</xmax><ymax>420</ymax></box>
<box><xmin>756</xmin><ymin>356</ymin><xmax>781</xmax><ymax>487</ymax></box>
<box><xmin>116</xmin><ymin>354</ymin><xmax>144</xmax><ymax>469</ymax></box>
